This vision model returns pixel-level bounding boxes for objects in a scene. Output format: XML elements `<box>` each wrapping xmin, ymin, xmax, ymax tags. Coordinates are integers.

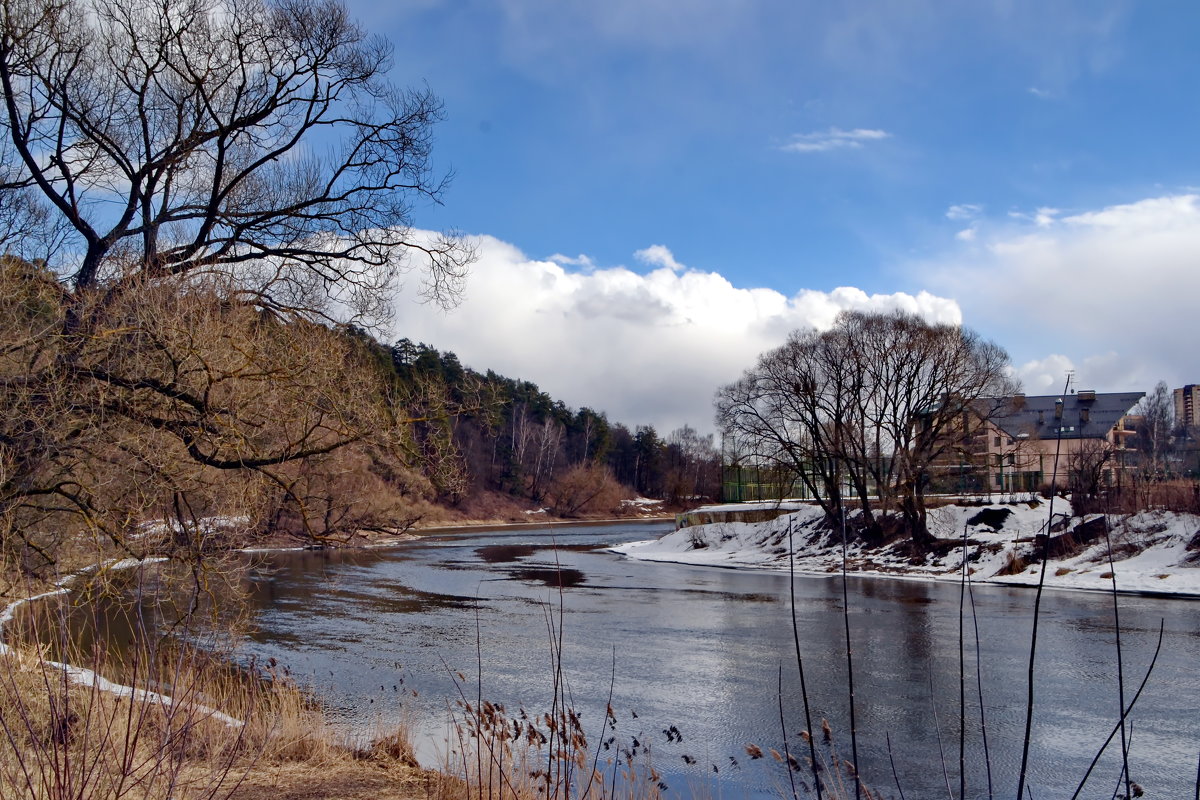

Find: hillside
<box><xmin>370</xmin><ymin>336</ymin><xmax>721</xmax><ymax>520</ymax></box>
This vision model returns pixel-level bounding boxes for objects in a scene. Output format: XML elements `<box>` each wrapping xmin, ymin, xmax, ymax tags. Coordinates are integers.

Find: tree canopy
<box><xmin>716</xmin><ymin>310</ymin><xmax>1017</xmax><ymax>546</ymax></box>
<box><xmin>0</xmin><ymin>0</ymin><xmax>472</xmax><ymax>323</ymax></box>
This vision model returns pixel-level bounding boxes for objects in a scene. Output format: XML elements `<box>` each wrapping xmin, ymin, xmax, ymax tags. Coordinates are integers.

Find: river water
<box><xmin>230</xmin><ymin>521</ymin><xmax>1197</xmax><ymax>799</ymax></box>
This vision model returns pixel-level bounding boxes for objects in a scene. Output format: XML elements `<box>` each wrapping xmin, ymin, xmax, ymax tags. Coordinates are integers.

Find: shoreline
<box><xmin>0</xmin><ymin>556</ymin><xmax>243</xmax><ymax>727</ymax></box>
<box><xmin>239</xmin><ymin>514</ymin><xmax>676</xmax><ymax>552</ymax></box>
<box><xmin>612</xmin><ymin>502</ymin><xmax>1200</xmax><ymax>601</ymax></box>
<box><xmin>611</xmin><ymin>543</ymin><xmax>1200</xmax><ymax>601</ymax></box>
<box><xmin>411</xmin><ymin>515</ymin><xmax>674</xmax><ymax>536</ymax></box>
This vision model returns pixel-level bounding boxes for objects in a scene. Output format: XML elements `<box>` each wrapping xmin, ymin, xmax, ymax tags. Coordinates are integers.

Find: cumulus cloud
<box><xmin>392</xmin><ymin>236</ymin><xmax>960</xmax><ymax>433</ymax></box>
<box><xmin>921</xmin><ymin>194</ymin><xmax>1200</xmax><ymax>396</ymax></box>
<box><xmin>781</xmin><ymin>127</ymin><xmax>892</xmax><ymax>153</ymax></box>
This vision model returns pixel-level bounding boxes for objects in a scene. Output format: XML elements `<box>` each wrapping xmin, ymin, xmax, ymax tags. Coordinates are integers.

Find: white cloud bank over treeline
<box><xmin>392</xmin><ymin>193</ymin><xmax>1200</xmax><ymax>435</ymax></box>
<box><xmin>391</xmin><ymin>236</ymin><xmax>960</xmax><ymax>433</ymax></box>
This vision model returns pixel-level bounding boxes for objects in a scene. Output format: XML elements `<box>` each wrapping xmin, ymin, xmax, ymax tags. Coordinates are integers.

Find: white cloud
<box><xmin>1027</xmin><ymin>86</ymin><xmax>1054</xmax><ymax>99</ymax></box>
<box><xmin>1014</xmin><ymin>354</ymin><xmax>1076</xmax><ymax>394</ymax></box>
<box><xmin>946</xmin><ymin>203</ymin><xmax>982</xmax><ymax>221</ymax></box>
<box><xmin>1061</xmin><ymin>194</ymin><xmax>1199</xmax><ymax>231</ymax></box>
<box><xmin>547</xmin><ymin>252</ymin><xmax>596</xmax><ymax>269</ymax></box>
<box><xmin>1034</xmin><ymin>207</ymin><xmax>1060</xmax><ymax>227</ymax></box>
<box><xmin>921</xmin><ymin>194</ymin><xmax>1200</xmax><ymax>397</ymax></box>
<box><xmin>392</xmin><ymin>237</ymin><xmax>960</xmax><ymax>433</ymax></box>
<box><xmin>781</xmin><ymin>127</ymin><xmax>892</xmax><ymax>153</ymax></box>
<box><xmin>1007</xmin><ymin>206</ymin><xmax>1060</xmax><ymax>228</ymax></box>
<box><xmin>955</xmin><ymin>227</ymin><xmax>977</xmax><ymax>242</ymax></box>
<box><xmin>1014</xmin><ymin>352</ymin><xmax>1125</xmax><ymax>395</ymax></box>
<box><xmin>633</xmin><ymin>244</ymin><xmax>684</xmax><ymax>272</ymax></box>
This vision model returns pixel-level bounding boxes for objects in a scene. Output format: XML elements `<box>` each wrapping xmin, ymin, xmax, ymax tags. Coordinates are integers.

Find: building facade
<box><xmin>936</xmin><ymin>390</ymin><xmax>1145</xmax><ymax>493</ymax></box>
<box><xmin>1175</xmin><ymin>384</ymin><xmax>1200</xmax><ymax>430</ymax></box>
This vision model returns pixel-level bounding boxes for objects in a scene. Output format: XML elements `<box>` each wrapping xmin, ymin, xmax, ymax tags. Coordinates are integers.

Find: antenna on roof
<box><xmin>1064</xmin><ymin>370</ymin><xmax>1075</xmax><ymax>395</ymax></box>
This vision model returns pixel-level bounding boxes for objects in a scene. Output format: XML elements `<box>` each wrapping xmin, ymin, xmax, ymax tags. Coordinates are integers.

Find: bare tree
<box><xmin>0</xmin><ymin>0</ymin><xmax>472</xmax><ymax>324</ymax></box>
<box><xmin>663</xmin><ymin>425</ymin><xmax>720</xmax><ymax>506</ymax></box>
<box><xmin>1067</xmin><ymin>438</ymin><xmax>1113</xmax><ymax>497</ymax></box>
<box><xmin>716</xmin><ymin>311</ymin><xmax>1016</xmax><ymax>548</ymax></box>
<box><xmin>0</xmin><ymin>267</ymin><xmax>436</xmax><ymax>573</ymax></box>
<box><xmin>0</xmin><ymin>0</ymin><xmax>474</xmax><ymax>576</ymax></box>
<box><xmin>1134</xmin><ymin>380</ymin><xmax>1174</xmax><ymax>477</ymax></box>
<box><xmin>715</xmin><ymin>326</ymin><xmax>857</xmax><ymax>525</ymax></box>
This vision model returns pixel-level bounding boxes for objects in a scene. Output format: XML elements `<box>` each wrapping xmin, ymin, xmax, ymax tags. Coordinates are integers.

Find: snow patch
<box><xmin>613</xmin><ymin>502</ymin><xmax>1200</xmax><ymax>597</ymax></box>
<box><xmin>621</xmin><ymin>497</ymin><xmax>664</xmax><ymax>507</ymax></box>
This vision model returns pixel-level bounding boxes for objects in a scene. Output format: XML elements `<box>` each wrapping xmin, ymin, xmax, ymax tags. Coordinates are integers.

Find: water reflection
<box><xmin>507</xmin><ymin>566</ymin><xmax>587</xmax><ymax>587</ymax></box>
<box><xmin>475</xmin><ymin>544</ymin><xmax>539</xmax><ymax>562</ymax></box>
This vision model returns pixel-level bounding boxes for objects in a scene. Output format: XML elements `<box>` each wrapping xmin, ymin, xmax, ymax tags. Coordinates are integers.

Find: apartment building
<box><xmin>1175</xmin><ymin>384</ymin><xmax>1200</xmax><ymax>429</ymax></box>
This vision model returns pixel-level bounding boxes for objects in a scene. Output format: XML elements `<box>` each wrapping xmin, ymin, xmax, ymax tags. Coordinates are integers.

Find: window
<box><xmin>994</xmin><ymin>436</ymin><xmax>1001</xmax><ymax>447</ymax></box>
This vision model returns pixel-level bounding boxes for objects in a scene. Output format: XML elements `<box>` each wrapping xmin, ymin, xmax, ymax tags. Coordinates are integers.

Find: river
<box><xmin>216</xmin><ymin>520</ymin><xmax>1200</xmax><ymax>799</ymax></box>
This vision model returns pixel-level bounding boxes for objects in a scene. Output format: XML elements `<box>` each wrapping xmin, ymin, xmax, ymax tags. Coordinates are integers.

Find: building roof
<box><xmin>987</xmin><ymin>391</ymin><xmax>1145</xmax><ymax>441</ymax></box>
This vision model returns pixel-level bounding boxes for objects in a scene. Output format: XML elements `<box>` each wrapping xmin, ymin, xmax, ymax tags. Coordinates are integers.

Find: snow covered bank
<box><xmin>612</xmin><ymin>501</ymin><xmax>1200</xmax><ymax>597</ymax></box>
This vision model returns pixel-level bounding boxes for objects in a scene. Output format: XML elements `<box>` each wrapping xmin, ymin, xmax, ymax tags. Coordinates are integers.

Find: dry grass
<box><xmin>996</xmin><ymin>550</ymin><xmax>1029</xmax><ymax>576</ymax></box>
<box><xmin>225</xmin><ymin>758</ymin><xmax>442</xmax><ymax>800</ymax></box>
<box><xmin>0</xmin><ymin>644</ymin><xmax>249</xmax><ymax>799</ymax></box>
<box><xmin>435</xmin><ymin>695</ymin><xmax>668</xmax><ymax>800</ymax></box>
<box><xmin>0</xmin><ymin>618</ymin><xmax>427</xmax><ymax>800</ymax></box>
<box><xmin>0</xmin><ymin>634</ymin><xmax>685</xmax><ymax>800</ymax></box>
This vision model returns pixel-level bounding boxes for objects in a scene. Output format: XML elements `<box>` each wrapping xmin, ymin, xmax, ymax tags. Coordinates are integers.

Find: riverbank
<box><xmin>237</xmin><ymin>502</ymin><xmax>674</xmax><ymax>551</ymax></box>
<box><xmin>612</xmin><ymin>500</ymin><xmax>1200</xmax><ymax>598</ymax></box>
<box><xmin>0</xmin><ymin>514</ymin><xmax>681</xmax><ymax>800</ymax></box>
<box><xmin>0</xmin><ymin>555</ymin><xmax>450</xmax><ymax>800</ymax></box>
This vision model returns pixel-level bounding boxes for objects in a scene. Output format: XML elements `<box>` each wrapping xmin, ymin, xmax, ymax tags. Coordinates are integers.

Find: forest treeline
<box><xmin>364</xmin><ymin>334</ymin><xmax>722</xmax><ymax>515</ymax></box>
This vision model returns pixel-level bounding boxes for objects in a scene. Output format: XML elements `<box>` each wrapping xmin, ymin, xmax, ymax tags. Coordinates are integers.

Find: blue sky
<box><xmin>370</xmin><ymin>0</ymin><xmax>1200</xmax><ymax>433</ymax></box>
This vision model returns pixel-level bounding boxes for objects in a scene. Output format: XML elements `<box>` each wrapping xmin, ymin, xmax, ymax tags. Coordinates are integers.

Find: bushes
<box><xmin>544</xmin><ymin>465</ymin><xmax>630</xmax><ymax>518</ymax></box>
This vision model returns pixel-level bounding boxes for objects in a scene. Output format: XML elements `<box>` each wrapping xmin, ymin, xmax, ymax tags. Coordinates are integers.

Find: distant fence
<box><xmin>677</xmin><ymin>503</ymin><xmax>814</xmax><ymax>529</ymax></box>
<box><xmin>721</xmin><ymin>465</ymin><xmax>811</xmax><ymax>503</ymax></box>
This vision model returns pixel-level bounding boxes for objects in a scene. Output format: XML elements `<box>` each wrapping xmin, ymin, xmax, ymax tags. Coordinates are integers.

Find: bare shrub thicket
<box><xmin>1073</xmin><ymin>479</ymin><xmax>1200</xmax><ymax>516</ymax></box>
<box><xmin>544</xmin><ymin>464</ymin><xmax>629</xmax><ymax>518</ymax></box>
<box><xmin>0</xmin><ymin>266</ymin><xmax>455</xmax><ymax>587</ymax></box>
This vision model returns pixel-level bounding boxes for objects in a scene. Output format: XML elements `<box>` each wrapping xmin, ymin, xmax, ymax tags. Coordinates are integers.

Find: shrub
<box><xmin>545</xmin><ymin>465</ymin><xmax>630</xmax><ymax>518</ymax></box>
